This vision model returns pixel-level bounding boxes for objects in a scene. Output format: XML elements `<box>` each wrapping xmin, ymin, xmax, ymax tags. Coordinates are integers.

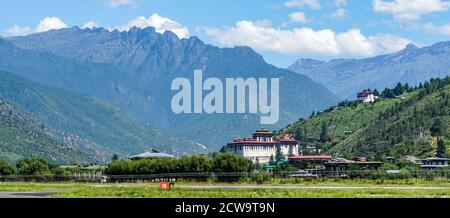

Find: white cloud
<box><xmin>83</xmin><ymin>21</ymin><xmax>100</xmax><ymax>29</ymax></box>
<box><xmin>3</xmin><ymin>16</ymin><xmax>67</xmax><ymax>37</ymax></box>
<box><xmin>204</xmin><ymin>20</ymin><xmax>412</xmax><ymax>57</ymax></box>
<box><xmin>335</xmin><ymin>0</ymin><xmax>348</xmax><ymax>7</ymax></box>
<box><xmin>422</xmin><ymin>22</ymin><xmax>450</xmax><ymax>35</ymax></box>
<box><xmin>113</xmin><ymin>13</ymin><xmax>189</xmax><ymax>38</ymax></box>
<box><xmin>35</xmin><ymin>16</ymin><xmax>67</xmax><ymax>32</ymax></box>
<box><xmin>4</xmin><ymin>25</ymin><xmax>33</xmax><ymax>37</ymax></box>
<box><xmin>330</xmin><ymin>8</ymin><xmax>347</xmax><ymax>19</ymax></box>
<box><xmin>373</xmin><ymin>0</ymin><xmax>450</xmax><ymax>20</ymax></box>
<box><xmin>104</xmin><ymin>0</ymin><xmax>136</xmax><ymax>8</ymax></box>
<box><xmin>289</xmin><ymin>12</ymin><xmax>308</xmax><ymax>23</ymax></box>
<box><xmin>284</xmin><ymin>0</ymin><xmax>321</xmax><ymax>9</ymax></box>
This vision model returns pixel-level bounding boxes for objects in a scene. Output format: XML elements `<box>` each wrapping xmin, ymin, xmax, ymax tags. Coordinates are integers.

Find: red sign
<box><xmin>159</xmin><ymin>182</ymin><xmax>171</xmax><ymax>189</ymax></box>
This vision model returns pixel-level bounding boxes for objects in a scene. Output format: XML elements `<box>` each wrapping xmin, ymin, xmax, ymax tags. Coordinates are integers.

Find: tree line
<box><xmin>0</xmin><ymin>158</ymin><xmax>71</xmax><ymax>176</ymax></box>
<box><xmin>106</xmin><ymin>153</ymin><xmax>252</xmax><ymax>181</ymax></box>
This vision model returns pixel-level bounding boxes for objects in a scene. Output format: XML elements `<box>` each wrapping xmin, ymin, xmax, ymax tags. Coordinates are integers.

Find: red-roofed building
<box><xmin>357</xmin><ymin>89</ymin><xmax>375</xmax><ymax>103</ymax></box>
<box><xmin>227</xmin><ymin>128</ymin><xmax>299</xmax><ymax>164</ymax></box>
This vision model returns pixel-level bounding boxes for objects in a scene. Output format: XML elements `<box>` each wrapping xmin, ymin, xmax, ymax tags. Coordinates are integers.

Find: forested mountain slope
<box><xmin>281</xmin><ymin>77</ymin><xmax>450</xmax><ymax>159</ymax></box>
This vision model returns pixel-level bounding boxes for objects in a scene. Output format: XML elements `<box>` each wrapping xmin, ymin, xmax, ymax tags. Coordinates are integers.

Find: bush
<box><xmin>16</xmin><ymin>158</ymin><xmax>50</xmax><ymax>176</ymax></box>
<box><xmin>381</xmin><ymin>163</ymin><xmax>398</xmax><ymax>171</ymax></box>
<box><xmin>212</xmin><ymin>153</ymin><xmax>251</xmax><ymax>173</ymax></box>
<box><xmin>0</xmin><ymin>160</ymin><xmax>15</xmax><ymax>176</ymax></box>
<box><xmin>213</xmin><ymin>153</ymin><xmax>252</xmax><ymax>182</ymax></box>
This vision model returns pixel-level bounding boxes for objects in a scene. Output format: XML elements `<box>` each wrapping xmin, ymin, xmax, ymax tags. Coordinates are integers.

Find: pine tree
<box><xmin>436</xmin><ymin>138</ymin><xmax>447</xmax><ymax>158</ymax></box>
<box><xmin>111</xmin><ymin>154</ymin><xmax>119</xmax><ymax>161</ymax></box>
<box><xmin>320</xmin><ymin>122</ymin><xmax>329</xmax><ymax>143</ymax></box>
<box><xmin>430</xmin><ymin>119</ymin><xmax>444</xmax><ymax>137</ymax></box>
<box><xmin>373</xmin><ymin>89</ymin><xmax>380</xmax><ymax>96</ymax></box>
<box><xmin>309</xmin><ymin>111</ymin><xmax>315</xmax><ymax>119</ymax></box>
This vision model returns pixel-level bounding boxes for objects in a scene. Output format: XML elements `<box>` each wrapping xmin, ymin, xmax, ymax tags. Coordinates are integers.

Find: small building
<box><xmin>324</xmin><ymin>158</ymin><xmax>382</xmax><ymax>176</ymax></box>
<box><xmin>419</xmin><ymin>157</ymin><xmax>449</xmax><ymax>170</ymax></box>
<box><xmin>288</xmin><ymin>155</ymin><xmax>333</xmax><ymax>171</ymax></box>
<box><xmin>130</xmin><ymin>151</ymin><xmax>176</xmax><ymax>160</ymax></box>
<box><xmin>227</xmin><ymin>128</ymin><xmax>299</xmax><ymax>164</ymax></box>
<box><xmin>264</xmin><ymin>159</ymin><xmax>289</xmax><ymax>174</ymax></box>
<box><xmin>357</xmin><ymin>89</ymin><xmax>375</xmax><ymax>103</ymax></box>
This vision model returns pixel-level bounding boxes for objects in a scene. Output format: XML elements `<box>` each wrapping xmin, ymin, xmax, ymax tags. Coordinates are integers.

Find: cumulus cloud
<box><xmin>204</xmin><ymin>20</ymin><xmax>413</xmax><ymax>57</ymax></box>
<box><xmin>113</xmin><ymin>13</ymin><xmax>189</xmax><ymax>38</ymax></box>
<box><xmin>373</xmin><ymin>0</ymin><xmax>450</xmax><ymax>20</ymax></box>
<box><xmin>35</xmin><ymin>17</ymin><xmax>67</xmax><ymax>32</ymax></box>
<box><xmin>289</xmin><ymin>12</ymin><xmax>308</xmax><ymax>23</ymax></box>
<box><xmin>3</xmin><ymin>16</ymin><xmax>67</xmax><ymax>37</ymax></box>
<box><xmin>284</xmin><ymin>0</ymin><xmax>321</xmax><ymax>9</ymax></box>
<box><xmin>4</xmin><ymin>25</ymin><xmax>33</xmax><ymax>37</ymax></box>
<box><xmin>104</xmin><ymin>0</ymin><xmax>136</xmax><ymax>8</ymax></box>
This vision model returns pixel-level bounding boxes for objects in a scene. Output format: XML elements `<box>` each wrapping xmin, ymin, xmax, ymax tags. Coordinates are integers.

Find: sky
<box><xmin>1</xmin><ymin>0</ymin><xmax>450</xmax><ymax>67</ymax></box>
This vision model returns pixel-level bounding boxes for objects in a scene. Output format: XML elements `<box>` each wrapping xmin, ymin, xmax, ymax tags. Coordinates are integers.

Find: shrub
<box><xmin>0</xmin><ymin>160</ymin><xmax>15</xmax><ymax>176</ymax></box>
<box><xmin>212</xmin><ymin>153</ymin><xmax>252</xmax><ymax>182</ymax></box>
<box><xmin>16</xmin><ymin>158</ymin><xmax>50</xmax><ymax>176</ymax></box>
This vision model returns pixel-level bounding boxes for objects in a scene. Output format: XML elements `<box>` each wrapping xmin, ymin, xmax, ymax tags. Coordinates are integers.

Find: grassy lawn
<box><xmin>0</xmin><ymin>181</ymin><xmax>449</xmax><ymax>198</ymax></box>
<box><xmin>174</xmin><ymin>178</ymin><xmax>450</xmax><ymax>187</ymax></box>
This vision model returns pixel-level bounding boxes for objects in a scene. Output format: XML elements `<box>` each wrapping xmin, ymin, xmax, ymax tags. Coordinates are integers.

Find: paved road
<box><xmin>0</xmin><ymin>192</ymin><xmax>52</xmax><ymax>198</ymax></box>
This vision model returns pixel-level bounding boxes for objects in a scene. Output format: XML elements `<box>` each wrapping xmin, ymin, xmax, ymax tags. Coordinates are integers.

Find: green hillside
<box><xmin>0</xmin><ymin>71</ymin><xmax>208</xmax><ymax>162</ymax></box>
<box><xmin>281</xmin><ymin>77</ymin><xmax>450</xmax><ymax>159</ymax></box>
<box><xmin>0</xmin><ymin>98</ymin><xmax>92</xmax><ymax>164</ymax></box>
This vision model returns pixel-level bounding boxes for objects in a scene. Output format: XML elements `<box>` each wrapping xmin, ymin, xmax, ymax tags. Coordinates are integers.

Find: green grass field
<box><xmin>1</xmin><ymin>181</ymin><xmax>449</xmax><ymax>198</ymax></box>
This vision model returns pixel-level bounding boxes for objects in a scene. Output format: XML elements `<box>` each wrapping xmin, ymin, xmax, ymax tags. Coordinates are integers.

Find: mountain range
<box><xmin>2</xmin><ymin>27</ymin><xmax>340</xmax><ymax>150</ymax></box>
<box><xmin>288</xmin><ymin>43</ymin><xmax>450</xmax><ymax>99</ymax></box>
<box><xmin>0</xmin><ymin>70</ymin><xmax>207</xmax><ymax>162</ymax></box>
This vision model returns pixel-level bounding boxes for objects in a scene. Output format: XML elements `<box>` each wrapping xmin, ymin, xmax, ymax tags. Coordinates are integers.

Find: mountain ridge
<box><xmin>288</xmin><ymin>42</ymin><xmax>450</xmax><ymax>99</ymax></box>
<box><xmin>3</xmin><ymin>27</ymin><xmax>340</xmax><ymax>149</ymax></box>
<box><xmin>0</xmin><ymin>70</ymin><xmax>208</xmax><ymax>161</ymax></box>
<box><xmin>281</xmin><ymin>77</ymin><xmax>450</xmax><ymax>159</ymax></box>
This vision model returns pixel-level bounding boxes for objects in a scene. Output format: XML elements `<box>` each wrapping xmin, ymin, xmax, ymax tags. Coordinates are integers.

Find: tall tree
<box><xmin>111</xmin><ymin>154</ymin><xmax>120</xmax><ymax>161</ymax></box>
<box><xmin>320</xmin><ymin>122</ymin><xmax>329</xmax><ymax>143</ymax></box>
<box><xmin>373</xmin><ymin>89</ymin><xmax>380</xmax><ymax>96</ymax></box>
<box><xmin>431</xmin><ymin>119</ymin><xmax>446</xmax><ymax>137</ymax></box>
<box><xmin>436</xmin><ymin>138</ymin><xmax>447</xmax><ymax>158</ymax></box>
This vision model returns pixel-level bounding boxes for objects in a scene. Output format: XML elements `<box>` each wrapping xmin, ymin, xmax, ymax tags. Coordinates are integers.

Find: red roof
<box><xmin>289</xmin><ymin>155</ymin><xmax>332</xmax><ymax>160</ymax></box>
<box><xmin>228</xmin><ymin>140</ymin><xmax>279</xmax><ymax>145</ymax></box>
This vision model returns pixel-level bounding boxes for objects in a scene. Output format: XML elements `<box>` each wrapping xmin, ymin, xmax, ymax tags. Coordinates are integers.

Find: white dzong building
<box><xmin>357</xmin><ymin>89</ymin><xmax>375</xmax><ymax>103</ymax></box>
<box><xmin>226</xmin><ymin>128</ymin><xmax>299</xmax><ymax>164</ymax></box>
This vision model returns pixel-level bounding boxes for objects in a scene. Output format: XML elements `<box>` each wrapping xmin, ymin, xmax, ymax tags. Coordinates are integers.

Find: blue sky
<box><xmin>1</xmin><ymin>0</ymin><xmax>450</xmax><ymax>67</ymax></box>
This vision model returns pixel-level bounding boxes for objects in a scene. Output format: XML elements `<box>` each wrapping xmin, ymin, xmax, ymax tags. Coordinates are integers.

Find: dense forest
<box><xmin>281</xmin><ymin>77</ymin><xmax>450</xmax><ymax>160</ymax></box>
